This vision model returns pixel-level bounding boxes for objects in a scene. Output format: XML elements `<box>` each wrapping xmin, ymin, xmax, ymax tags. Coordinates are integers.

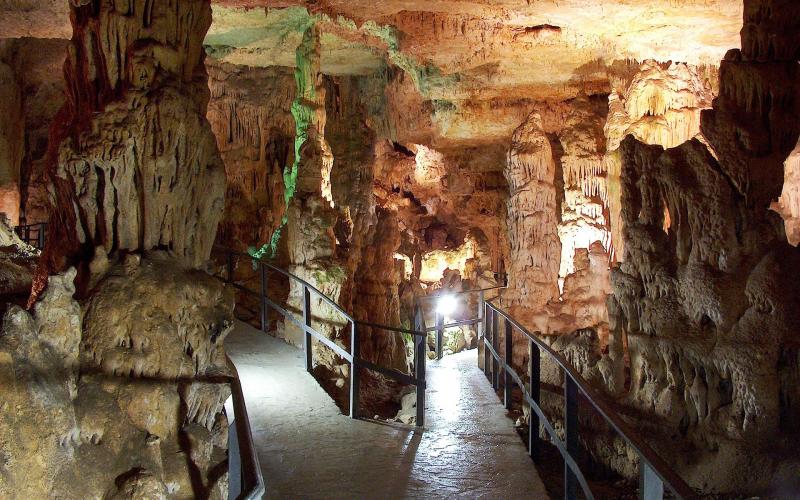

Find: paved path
<box><xmin>226</xmin><ymin>320</ymin><xmax>549</xmax><ymax>499</ymax></box>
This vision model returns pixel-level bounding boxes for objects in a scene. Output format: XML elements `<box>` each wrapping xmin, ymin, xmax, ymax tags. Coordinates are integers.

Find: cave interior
<box><xmin>0</xmin><ymin>0</ymin><xmax>799</xmax><ymax>498</ymax></box>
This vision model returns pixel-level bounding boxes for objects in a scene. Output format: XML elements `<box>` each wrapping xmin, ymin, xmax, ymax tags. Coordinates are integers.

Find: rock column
<box><xmin>0</xmin><ymin>1</ymin><xmax>234</xmax><ymax>498</ymax></box>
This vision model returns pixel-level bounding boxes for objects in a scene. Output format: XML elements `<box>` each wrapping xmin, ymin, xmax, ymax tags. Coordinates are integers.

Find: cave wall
<box><xmin>0</xmin><ymin>42</ymin><xmax>24</xmax><ymax>225</ymax></box>
<box><xmin>8</xmin><ymin>39</ymin><xmax>68</xmax><ymax>226</ymax></box>
<box><xmin>1</xmin><ymin>1</ymin><xmax>233</xmax><ymax>498</ymax></box>
<box><xmin>207</xmin><ymin>60</ymin><xmax>295</xmax><ymax>251</ymax></box>
<box><xmin>0</xmin><ymin>0</ymin><xmax>795</xmax><ymax>496</ymax></box>
<box><xmin>45</xmin><ymin>0</ymin><xmax>225</xmax><ymax>275</ymax></box>
<box><xmin>608</xmin><ymin>0</ymin><xmax>800</xmax><ymax>492</ymax></box>
<box><xmin>207</xmin><ymin>0</ymin><xmax>799</xmax><ymax>493</ymax></box>
<box><xmin>207</xmin><ymin>22</ymin><xmax>510</xmax><ymax>413</ymax></box>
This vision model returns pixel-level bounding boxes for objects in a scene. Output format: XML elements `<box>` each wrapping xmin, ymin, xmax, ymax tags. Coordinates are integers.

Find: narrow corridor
<box><xmin>226</xmin><ymin>320</ymin><xmax>549</xmax><ymax>499</ymax></box>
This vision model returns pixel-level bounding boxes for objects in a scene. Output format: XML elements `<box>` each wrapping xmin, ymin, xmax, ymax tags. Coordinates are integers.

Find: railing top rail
<box><xmin>354</xmin><ymin>319</ymin><xmax>427</xmax><ymax>337</ymax></box>
<box><xmin>418</xmin><ymin>285</ymin><xmax>506</xmax><ymax>300</ymax></box>
<box><xmin>225</xmin><ymin>356</ymin><xmax>266</xmax><ymax>499</ymax></box>
<box><xmin>213</xmin><ymin>246</ymin><xmax>355</xmax><ymax>324</ymax></box>
<box><xmin>484</xmin><ymin>298</ymin><xmax>694</xmax><ymax>498</ymax></box>
<box><xmin>425</xmin><ymin>317</ymin><xmax>482</xmax><ymax>331</ymax></box>
<box><xmin>214</xmin><ymin>246</ymin><xmax>432</xmax><ymax>339</ymax></box>
<box><xmin>15</xmin><ymin>222</ymin><xmax>48</xmax><ymax>228</ymax></box>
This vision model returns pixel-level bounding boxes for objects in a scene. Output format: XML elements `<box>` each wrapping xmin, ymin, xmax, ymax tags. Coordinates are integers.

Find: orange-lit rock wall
<box><xmin>609</xmin><ymin>0</ymin><xmax>800</xmax><ymax>492</ymax></box>
<box><xmin>207</xmin><ymin>60</ymin><xmax>295</xmax><ymax>251</ymax></box>
<box><xmin>0</xmin><ymin>44</ymin><xmax>23</xmax><ymax>225</ymax></box>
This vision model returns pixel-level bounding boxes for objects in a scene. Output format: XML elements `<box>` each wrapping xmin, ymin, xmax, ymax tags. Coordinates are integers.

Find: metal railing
<box><xmin>225</xmin><ymin>358</ymin><xmax>266</xmax><ymax>500</ymax></box>
<box><xmin>417</xmin><ymin>286</ymin><xmax>505</xmax><ymax>360</ymax></box>
<box><xmin>214</xmin><ymin>246</ymin><xmax>695</xmax><ymax>499</ymax></box>
<box><xmin>482</xmin><ymin>299</ymin><xmax>696</xmax><ymax>500</ymax></box>
<box><xmin>405</xmin><ymin>285</ymin><xmax>695</xmax><ymax>499</ymax></box>
<box><xmin>14</xmin><ymin>222</ymin><xmax>47</xmax><ymax>249</ymax></box>
<box><xmin>212</xmin><ymin>247</ymin><xmax>430</xmax><ymax>427</ymax></box>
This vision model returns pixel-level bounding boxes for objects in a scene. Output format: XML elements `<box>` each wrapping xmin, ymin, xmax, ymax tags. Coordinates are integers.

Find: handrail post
<box><xmin>260</xmin><ymin>263</ymin><xmax>268</xmax><ymax>332</ymax></box>
<box><xmin>492</xmin><ymin>309</ymin><xmax>500</xmax><ymax>391</ymax></box>
<box><xmin>37</xmin><ymin>224</ymin><xmax>45</xmax><ymax>249</ymax></box>
<box><xmin>504</xmin><ymin>317</ymin><xmax>513</xmax><ymax>410</ymax></box>
<box><xmin>484</xmin><ymin>305</ymin><xmax>492</xmax><ymax>382</ymax></box>
<box><xmin>435</xmin><ymin>312</ymin><xmax>444</xmax><ymax>360</ymax></box>
<box><xmin>565</xmin><ymin>376</ymin><xmax>579</xmax><ymax>500</ymax></box>
<box><xmin>478</xmin><ymin>291</ymin><xmax>485</xmax><ymax>372</ymax></box>
<box><xmin>414</xmin><ymin>306</ymin><xmax>427</xmax><ymax>427</ymax></box>
<box><xmin>477</xmin><ymin>290</ymin><xmax>485</xmax><ymax>337</ymax></box>
<box><xmin>529</xmin><ymin>338</ymin><xmax>541</xmax><ymax>462</ymax></box>
<box><xmin>303</xmin><ymin>285</ymin><xmax>312</xmax><ymax>373</ymax></box>
<box><xmin>226</xmin><ymin>251</ymin><xmax>234</xmax><ymax>284</ymax></box>
<box><xmin>639</xmin><ymin>460</ymin><xmax>664</xmax><ymax>500</ymax></box>
<box><xmin>350</xmin><ymin>320</ymin><xmax>360</xmax><ymax>419</ymax></box>
<box><xmin>228</xmin><ymin>411</ymin><xmax>242</xmax><ymax>498</ymax></box>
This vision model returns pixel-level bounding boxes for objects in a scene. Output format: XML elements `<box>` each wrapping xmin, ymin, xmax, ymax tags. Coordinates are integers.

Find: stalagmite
<box><xmin>503</xmin><ymin>112</ymin><xmax>561</xmax><ymax>310</ymax></box>
<box><xmin>1</xmin><ymin>1</ymin><xmax>233</xmax><ymax>497</ymax></box>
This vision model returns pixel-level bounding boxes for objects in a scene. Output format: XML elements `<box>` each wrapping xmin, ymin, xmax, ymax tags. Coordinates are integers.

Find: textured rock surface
<box><xmin>608</xmin><ymin>0</ymin><xmax>800</xmax><ymax>492</ymax></box>
<box><xmin>774</xmin><ymin>138</ymin><xmax>800</xmax><ymax>245</ymax></box>
<box><xmin>504</xmin><ymin>112</ymin><xmax>561</xmax><ymax>309</ymax></box>
<box><xmin>0</xmin><ymin>218</ymin><xmax>39</xmax><ymax>306</ymax></box>
<box><xmin>45</xmin><ymin>0</ymin><xmax>225</xmax><ymax>275</ymax></box>
<box><xmin>0</xmin><ymin>259</ymin><xmax>233</xmax><ymax>498</ymax></box>
<box><xmin>82</xmin><ymin>254</ymin><xmax>233</xmax><ymax>381</ymax></box>
<box><xmin>0</xmin><ymin>38</ymin><xmax>67</xmax><ymax>226</ymax></box>
<box><xmin>605</xmin><ymin>60</ymin><xmax>715</xmax><ymax>260</ymax></box>
<box><xmin>208</xmin><ymin>60</ymin><xmax>295</xmax><ymax>250</ymax></box>
<box><xmin>0</xmin><ymin>44</ymin><xmax>23</xmax><ymax>225</ymax></box>
<box><xmin>502</xmin><ymin>95</ymin><xmax>613</xmax><ymax>345</ymax></box>
<box><xmin>2</xmin><ymin>0</ymin><xmax>799</xmax><ymax>495</ymax></box>
<box><xmin>0</xmin><ymin>1</ymin><xmax>235</xmax><ymax>498</ymax></box>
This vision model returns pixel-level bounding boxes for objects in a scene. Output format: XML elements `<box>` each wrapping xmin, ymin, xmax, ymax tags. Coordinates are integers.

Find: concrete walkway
<box><xmin>226</xmin><ymin>320</ymin><xmax>549</xmax><ymax>499</ymax></box>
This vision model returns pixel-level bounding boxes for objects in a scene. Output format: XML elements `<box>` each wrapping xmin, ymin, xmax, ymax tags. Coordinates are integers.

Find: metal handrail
<box><xmin>481</xmin><ymin>297</ymin><xmax>697</xmax><ymax>500</ymax></box>
<box><xmin>417</xmin><ymin>284</ymin><xmax>506</xmax><ymax>300</ymax></box>
<box><xmin>13</xmin><ymin>222</ymin><xmax>48</xmax><ymax>249</ymax></box>
<box><xmin>419</xmin><ymin>286</ymin><xmax>502</xmax><ymax>359</ymax></box>
<box><xmin>215</xmin><ymin>245</ymin><xmax>693</xmax><ymax>498</ymax></box>
<box><xmin>225</xmin><ymin>357</ymin><xmax>266</xmax><ymax>500</ymax></box>
<box><xmin>212</xmin><ymin>246</ymin><xmax>429</xmax><ymax>427</ymax></box>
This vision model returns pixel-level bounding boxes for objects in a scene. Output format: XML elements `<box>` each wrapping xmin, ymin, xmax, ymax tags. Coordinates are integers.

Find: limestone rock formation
<box><xmin>605</xmin><ymin>60</ymin><xmax>715</xmax><ymax>260</ymax></box>
<box><xmin>207</xmin><ymin>60</ymin><xmax>295</xmax><ymax>250</ymax></box>
<box><xmin>609</xmin><ymin>0</ymin><xmax>800</xmax><ymax>492</ymax></box>
<box><xmin>773</xmin><ymin>138</ymin><xmax>800</xmax><ymax>245</ymax></box>
<box><xmin>82</xmin><ymin>254</ymin><xmax>233</xmax><ymax>381</ymax></box>
<box><xmin>504</xmin><ymin>112</ymin><xmax>561</xmax><ymax>310</ymax></box>
<box><xmin>0</xmin><ymin>45</ymin><xmax>23</xmax><ymax>225</ymax></box>
<box><xmin>46</xmin><ymin>0</ymin><xmax>225</xmax><ymax>275</ymax></box>
<box><xmin>2</xmin><ymin>0</ymin><xmax>799</xmax><ymax>495</ymax></box>
<box><xmin>0</xmin><ymin>218</ymin><xmax>39</xmax><ymax>306</ymax></box>
<box><xmin>0</xmin><ymin>1</ymin><xmax>235</xmax><ymax>498</ymax></box>
<box><xmin>0</xmin><ymin>38</ymin><xmax>67</xmax><ymax>226</ymax></box>
<box><xmin>503</xmin><ymin>96</ymin><xmax>612</xmax><ymax>339</ymax></box>
<box><xmin>0</xmin><ymin>257</ymin><xmax>233</xmax><ymax>498</ymax></box>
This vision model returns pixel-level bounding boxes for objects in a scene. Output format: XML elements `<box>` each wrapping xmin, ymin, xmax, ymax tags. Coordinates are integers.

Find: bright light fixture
<box><xmin>436</xmin><ymin>295</ymin><xmax>458</xmax><ymax>317</ymax></box>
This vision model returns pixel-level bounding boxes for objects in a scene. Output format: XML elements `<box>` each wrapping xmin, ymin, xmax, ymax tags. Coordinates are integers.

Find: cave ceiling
<box><xmin>0</xmin><ymin>0</ymin><xmax>742</xmax><ymax>144</ymax></box>
<box><xmin>2</xmin><ymin>1</ymin><xmax>742</xmax><ymax>87</ymax></box>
